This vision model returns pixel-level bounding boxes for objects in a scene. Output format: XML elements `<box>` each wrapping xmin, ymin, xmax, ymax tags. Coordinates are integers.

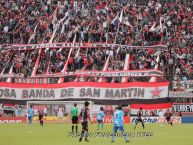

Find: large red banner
<box><xmin>130</xmin><ymin>103</ymin><xmax>172</xmax><ymax>116</ymax></box>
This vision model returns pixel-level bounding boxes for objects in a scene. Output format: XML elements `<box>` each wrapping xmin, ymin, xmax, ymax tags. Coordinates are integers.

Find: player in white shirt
<box><xmin>57</xmin><ymin>107</ymin><xmax>63</xmax><ymax>124</ymax></box>
<box><xmin>158</xmin><ymin>110</ymin><xmax>164</xmax><ymax>126</ymax></box>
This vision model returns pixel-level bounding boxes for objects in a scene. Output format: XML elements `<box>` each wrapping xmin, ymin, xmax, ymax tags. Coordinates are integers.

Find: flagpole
<box><xmin>114</xmin><ymin>22</ymin><xmax>120</xmax><ymax>44</ymax></box>
<box><xmin>114</xmin><ymin>9</ymin><xmax>123</xmax><ymax>44</ymax></box>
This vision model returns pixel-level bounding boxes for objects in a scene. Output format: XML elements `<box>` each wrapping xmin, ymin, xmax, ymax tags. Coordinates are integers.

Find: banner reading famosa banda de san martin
<box><xmin>0</xmin><ymin>82</ymin><xmax>169</xmax><ymax>100</ymax></box>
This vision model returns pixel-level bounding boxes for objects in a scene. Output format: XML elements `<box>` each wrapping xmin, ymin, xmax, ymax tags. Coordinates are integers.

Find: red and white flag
<box><xmin>130</xmin><ymin>103</ymin><xmax>172</xmax><ymax>116</ymax></box>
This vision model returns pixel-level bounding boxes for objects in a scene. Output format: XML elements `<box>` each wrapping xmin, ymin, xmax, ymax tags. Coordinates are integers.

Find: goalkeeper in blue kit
<box><xmin>111</xmin><ymin>105</ymin><xmax>129</xmax><ymax>143</ymax></box>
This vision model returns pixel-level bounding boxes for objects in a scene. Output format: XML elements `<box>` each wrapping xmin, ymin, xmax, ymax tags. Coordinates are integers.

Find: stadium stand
<box><xmin>0</xmin><ymin>0</ymin><xmax>192</xmax><ymax>84</ymax></box>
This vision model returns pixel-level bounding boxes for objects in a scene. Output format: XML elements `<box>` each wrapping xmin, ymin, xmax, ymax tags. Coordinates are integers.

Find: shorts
<box><xmin>166</xmin><ymin>117</ymin><xmax>171</xmax><ymax>122</ymax></box>
<box><xmin>57</xmin><ymin>112</ymin><xmax>63</xmax><ymax>118</ymax></box>
<box><xmin>72</xmin><ymin>116</ymin><xmax>78</xmax><ymax>124</ymax></box>
<box><xmin>81</xmin><ymin>121</ymin><xmax>88</xmax><ymax>130</ymax></box>
<box><xmin>98</xmin><ymin>120</ymin><xmax>103</xmax><ymax>124</ymax></box>
<box><xmin>136</xmin><ymin>118</ymin><xmax>143</xmax><ymax>123</ymax></box>
<box><xmin>28</xmin><ymin>116</ymin><xmax>32</xmax><ymax>121</ymax></box>
<box><xmin>39</xmin><ymin>115</ymin><xmax>43</xmax><ymax>121</ymax></box>
<box><xmin>113</xmin><ymin>126</ymin><xmax>124</xmax><ymax>132</ymax></box>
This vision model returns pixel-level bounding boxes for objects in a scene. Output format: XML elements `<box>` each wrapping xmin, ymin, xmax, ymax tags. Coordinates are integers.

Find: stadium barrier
<box><xmin>0</xmin><ymin>116</ymin><xmax>129</xmax><ymax>124</ymax></box>
<box><xmin>130</xmin><ymin>117</ymin><xmax>181</xmax><ymax>124</ymax></box>
<box><xmin>0</xmin><ymin>117</ymin><xmax>26</xmax><ymax>124</ymax></box>
<box><xmin>181</xmin><ymin>117</ymin><xmax>193</xmax><ymax>123</ymax></box>
<box><xmin>32</xmin><ymin>116</ymin><xmax>130</xmax><ymax>124</ymax></box>
<box><xmin>0</xmin><ymin>116</ymin><xmax>183</xmax><ymax>124</ymax></box>
<box><xmin>92</xmin><ymin>116</ymin><xmax>130</xmax><ymax>124</ymax></box>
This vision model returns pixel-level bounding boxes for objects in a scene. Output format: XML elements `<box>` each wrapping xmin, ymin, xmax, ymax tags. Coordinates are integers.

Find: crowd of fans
<box><xmin>0</xmin><ymin>0</ymin><xmax>192</xmax><ymax>84</ymax></box>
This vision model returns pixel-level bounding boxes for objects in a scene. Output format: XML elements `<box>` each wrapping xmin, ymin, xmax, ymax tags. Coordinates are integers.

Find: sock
<box><xmin>134</xmin><ymin>122</ymin><xmax>138</xmax><ymax>129</ymax></box>
<box><xmin>97</xmin><ymin>123</ymin><xmax>100</xmax><ymax>129</ymax></box>
<box><xmin>76</xmin><ymin>126</ymin><xmax>78</xmax><ymax>133</ymax></box>
<box><xmin>72</xmin><ymin>126</ymin><xmax>74</xmax><ymax>133</ymax></box>
<box><xmin>85</xmin><ymin>131</ymin><xmax>88</xmax><ymax>139</ymax></box>
<box><xmin>112</xmin><ymin>131</ymin><xmax>116</xmax><ymax>142</ymax></box>
<box><xmin>142</xmin><ymin>122</ymin><xmax>145</xmax><ymax>129</ymax></box>
<box><xmin>80</xmin><ymin>130</ymin><xmax>85</xmax><ymax>139</ymax></box>
<box><xmin>122</xmin><ymin>132</ymin><xmax>128</xmax><ymax>142</ymax></box>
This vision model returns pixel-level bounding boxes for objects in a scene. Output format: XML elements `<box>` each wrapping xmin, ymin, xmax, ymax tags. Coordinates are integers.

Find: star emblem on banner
<box><xmin>150</xmin><ymin>87</ymin><xmax>163</xmax><ymax>98</ymax></box>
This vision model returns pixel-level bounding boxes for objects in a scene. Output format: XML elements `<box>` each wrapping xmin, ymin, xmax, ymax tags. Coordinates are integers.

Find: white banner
<box><xmin>172</xmin><ymin>80</ymin><xmax>193</xmax><ymax>91</ymax></box>
<box><xmin>6</xmin><ymin>43</ymin><xmax>167</xmax><ymax>50</ymax></box>
<box><xmin>0</xmin><ymin>82</ymin><xmax>169</xmax><ymax>100</ymax></box>
<box><xmin>169</xmin><ymin>91</ymin><xmax>193</xmax><ymax>98</ymax></box>
<box><xmin>75</xmin><ymin>70</ymin><xmax>163</xmax><ymax>77</ymax></box>
<box><xmin>0</xmin><ymin>69</ymin><xmax>163</xmax><ymax>78</ymax></box>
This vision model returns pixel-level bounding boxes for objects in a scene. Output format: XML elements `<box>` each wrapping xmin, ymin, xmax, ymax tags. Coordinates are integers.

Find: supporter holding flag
<box><xmin>111</xmin><ymin>10</ymin><xmax>123</xmax><ymax>28</ymax></box>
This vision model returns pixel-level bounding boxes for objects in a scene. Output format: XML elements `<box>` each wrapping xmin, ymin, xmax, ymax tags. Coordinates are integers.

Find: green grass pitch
<box><xmin>0</xmin><ymin>123</ymin><xmax>193</xmax><ymax>145</ymax></box>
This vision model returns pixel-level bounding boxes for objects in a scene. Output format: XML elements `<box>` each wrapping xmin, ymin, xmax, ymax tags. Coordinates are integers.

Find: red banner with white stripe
<box><xmin>130</xmin><ymin>103</ymin><xmax>172</xmax><ymax>116</ymax></box>
<box><xmin>0</xmin><ymin>82</ymin><xmax>169</xmax><ymax>100</ymax></box>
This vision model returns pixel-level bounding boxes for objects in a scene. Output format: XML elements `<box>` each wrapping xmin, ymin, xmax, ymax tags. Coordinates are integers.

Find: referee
<box><xmin>71</xmin><ymin>103</ymin><xmax>79</xmax><ymax>133</ymax></box>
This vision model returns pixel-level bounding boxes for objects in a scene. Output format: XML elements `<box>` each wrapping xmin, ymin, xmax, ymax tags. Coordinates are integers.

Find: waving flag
<box><xmin>119</xmin><ymin>10</ymin><xmax>123</xmax><ymax>23</ymax></box>
<box><xmin>124</xmin><ymin>21</ymin><xmax>133</xmax><ymax>27</ymax></box>
<box><xmin>112</xmin><ymin>9</ymin><xmax>133</xmax><ymax>27</ymax></box>
<box><xmin>111</xmin><ymin>10</ymin><xmax>124</xmax><ymax>29</ymax></box>
<box><xmin>111</xmin><ymin>13</ymin><xmax>119</xmax><ymax>24</ymax></box>
<box><xmin>160</xmin><ymin>17</ymin><xmax>163</xmax><ymax>32</ymax></box>
<box><xmin>149</xmin><ymin>22</ymin><xmax>157</xmax><ymax>32</ymax></box>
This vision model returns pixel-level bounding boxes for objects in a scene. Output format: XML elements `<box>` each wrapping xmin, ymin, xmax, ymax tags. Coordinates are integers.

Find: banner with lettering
<box><xmin>0</xmin><ymin>82</ymin><xmax>169</xmax><ymax>100</ymax></box>
<box><xmin>0</xmin><ymin>69</ymin><xmax>163</xmax><ymax>78</ymax></box>
<box><xmin>169</xmin><ymin>91</ymin><xmax>193</xmax><ymax>98</ymax></box>
<box><xmin>173</xmin><ymin>104</ymin><xmax>193</xmax><ymax>113</ymax></box>
<box><xmin>5</xmin><ymin>43</ymin><xmax>167</xmax><ymax>50</ymax></box>
<box><xmin>130</xmin><ymin>117</ymin><xmax>181</xmax><ymax>124</ymax></box>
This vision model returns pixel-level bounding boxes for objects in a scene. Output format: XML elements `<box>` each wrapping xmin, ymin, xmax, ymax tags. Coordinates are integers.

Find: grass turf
<box><xmin>0</xmin><ymin>123</ymin><xmax>192</xmax><ymax>145</ymax></box>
